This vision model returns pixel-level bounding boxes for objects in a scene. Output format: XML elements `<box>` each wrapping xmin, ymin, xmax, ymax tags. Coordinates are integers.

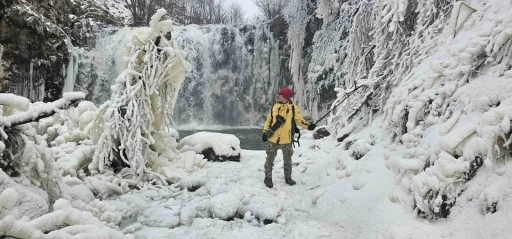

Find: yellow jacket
<box><xmin>263</xmin><ymin>101</ymin><xmax>310</xmax><ymax>144</ymax></box>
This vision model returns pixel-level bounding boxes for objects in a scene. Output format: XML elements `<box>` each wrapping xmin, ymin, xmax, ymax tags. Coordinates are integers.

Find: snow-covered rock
<box><xmin>0</xmin><ymin>170</ymin><xmax>49</xmax><ymax>219</ymax></box>
<box><xmin>209</xmin><ymin>193</ymin><xmax>242</xmax><ymax>220</ymax></box>
<box><xmin>178</xmin><ymin>132</ymin><xmax>241</xmax><ymax>162</ymax></box>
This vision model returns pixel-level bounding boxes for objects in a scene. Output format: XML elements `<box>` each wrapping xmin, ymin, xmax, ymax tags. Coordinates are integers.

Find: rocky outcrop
<box><xmin>0</xmin><ymin>0</ymin><xmax>120</xmax><ymax>102</ymax></box>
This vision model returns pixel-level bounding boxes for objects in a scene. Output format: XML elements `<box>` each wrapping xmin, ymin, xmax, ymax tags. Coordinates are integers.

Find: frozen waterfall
<box><xmin>79</xmin><ymin>24</ymin><xmax>285</xmax><ymax>126</ymax></box>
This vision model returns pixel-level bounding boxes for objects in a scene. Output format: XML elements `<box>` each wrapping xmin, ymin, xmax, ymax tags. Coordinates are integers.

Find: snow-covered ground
<box><xmin>98</xmin><ymin>118</ymin><xmax>508</xmax><ymax>239</ymax></box>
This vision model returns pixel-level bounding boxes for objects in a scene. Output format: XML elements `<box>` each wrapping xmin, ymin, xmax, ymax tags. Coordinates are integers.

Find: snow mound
<box><xmin>241</xmin><ymin>196</ymin><xmax>282</xmax><ymax>221</ymax></box>
<box><xmin>142</xmin><ymin>206</ymin><xmax>180</xmax><ymax>228</ymax></box>
<box><xmin>209</xmin><ymin>193</ymin><xmax>241</xmax><ymax>220</ymax></box>
<box><xmin>0</xmin><ymin>170</ymin><xmax>49</xmax><ymax>219</ymax></box>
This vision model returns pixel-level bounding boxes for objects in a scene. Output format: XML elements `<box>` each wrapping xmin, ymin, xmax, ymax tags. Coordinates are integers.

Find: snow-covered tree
<box><xmin>330</xmin><ymin>0</ymin><xmax>453</xmax><ymax>138</ymax></box>
<box><xmin>90</xmin><ymin>9</ymin><xmax>191</xmax><ymax>184</ymax></box>
<box><xmin>255</xmin><ymin>0</ymin><xmax>287</xmax><ymax>20</ymax></box>
<box><xmin>381</xmin><ymin>0</ymin><xmax>512</xmax><ymax>220</ymax></box>
<box><xmin>283</xmin><ymin>0</ymin><xmax>310</xmax><ymax>109</ymax></box>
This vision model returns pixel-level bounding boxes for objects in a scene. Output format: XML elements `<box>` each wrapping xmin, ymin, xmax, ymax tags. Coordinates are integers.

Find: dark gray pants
<box><xmin>264</xmin><ymin>142</ymin><xmax>294</xmax><ymax>180</ymax></box>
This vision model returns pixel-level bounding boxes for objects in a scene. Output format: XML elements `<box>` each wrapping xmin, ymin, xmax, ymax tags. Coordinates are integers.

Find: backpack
<box><xmin>269</xmin><ymin>104</ymin><xmax>301</xmax><ymax>147</ymax></box>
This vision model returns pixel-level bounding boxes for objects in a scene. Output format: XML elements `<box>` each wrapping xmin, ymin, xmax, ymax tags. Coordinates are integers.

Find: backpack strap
<box><xmin>292</xmin><ymin>105</ymin><xmax>301</xmax><ymax>148</ymax></box>
<box><xmin>269</xmin><ymin>107</ymin><xmax>273</xmax><ymax>126</ymax></box>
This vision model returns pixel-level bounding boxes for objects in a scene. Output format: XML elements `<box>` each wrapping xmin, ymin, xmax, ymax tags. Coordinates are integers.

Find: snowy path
<box><xmin>134</xmin><ymin>149</ymin><xmax>320</xmax><ymax>238</ymax></box>
<box><xmin>130</xmin><ymin>132</ymin><xmax>432</xmax><ymax>239</ymax></box>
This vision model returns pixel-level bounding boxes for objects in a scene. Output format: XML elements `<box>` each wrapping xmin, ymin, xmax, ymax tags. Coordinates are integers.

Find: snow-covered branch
<box><xmin>0</xmin><ymin>92</ymin><xmax>84</xmax><ymax>129</ymax></box>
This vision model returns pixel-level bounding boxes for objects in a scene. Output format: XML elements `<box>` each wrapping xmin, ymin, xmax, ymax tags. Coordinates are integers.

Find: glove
<box><xmin>307</xmin><ymin>123</ymin><xmax>316</xmax><ymax>131</ymax></box>
<box><xmin>264</xmin><ymin>130</ymin><xmax>274</xmax><ymax>138</ymax></box>
<box><xmin>262</xmin><ymin>132</ymin><xmax>268</xmax><ymax>142</ymax></box>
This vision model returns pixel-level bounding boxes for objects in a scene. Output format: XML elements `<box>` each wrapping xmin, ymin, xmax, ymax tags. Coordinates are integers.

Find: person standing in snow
<box><xmin>261</xmin><ymin>88</ymin><xmax>316</xmax><ymax>188</ymax></box>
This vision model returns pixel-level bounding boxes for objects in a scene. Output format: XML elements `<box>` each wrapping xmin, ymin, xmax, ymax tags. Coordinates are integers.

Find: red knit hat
<box><xmin>279</xmin><ymin>88</ymin><xmax>294</xmax><ymax>100</ymax></box>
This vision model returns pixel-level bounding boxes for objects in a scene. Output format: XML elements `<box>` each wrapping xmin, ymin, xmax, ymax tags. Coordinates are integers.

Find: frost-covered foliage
<box><xmin>317</xmin><ymin>0</ymin><xmax>512</xmax><ymax>221</ymax></box>
<box><xmin>0</xmin><ymin>93</ymin><xmax>137</xmax><ymax>236</ymax></box>
<box><xmin>303</xmin><ymin>0</ymin><xmax>360</xmax><ymax>122</ymax></box>
<box><xmin>0</xmin><ymin>170</ymin><xmax>49</xmax><ymax>220</ymax></box>
<box><xmin>378</xmin><ymin>0</ymin><xmax>512</xmax><ymax>220</ymax></box>
<box><xmin>0</xmin><ymin>93</ymin><xmax>88</xmax><ymax>204</ymax></box>
<box><xmin>90</xmin><ymin>9</ymin><xmax>192</xmax><ymax>182</ymax></box>
<box><xmin>330</xmin><ymin>0</ymin><xmax>452</xmax><ymax>137</ymax></box>
<box><xmin>283</xmin><ymin>0</ymin><xmax>310</xmax><ymax>109</ymax></box>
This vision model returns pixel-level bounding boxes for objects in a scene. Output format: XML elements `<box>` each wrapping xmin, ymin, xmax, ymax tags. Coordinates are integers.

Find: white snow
<box><xmin>178</xmin><ymin>132</ymin><xmax>241</xmax><ymax>157</ymax></box>
<box><xmin>0</xmin><ymin>94</ymin><xmax>30</xmax><ymax>116</ymax></box>
<box><xmin>0</xmin><ymin>188</ymin><xmax>19</xmax><ymax>211</ymax></box>
<box><xmin>4</xmin><ymin>0</ymin><xmax>512</xmax><ymax>238</ymax></box>
<box><xmin>209</xmin><ymin>193</ymin><xmax>241</xmax><ymax>220</ymax></box>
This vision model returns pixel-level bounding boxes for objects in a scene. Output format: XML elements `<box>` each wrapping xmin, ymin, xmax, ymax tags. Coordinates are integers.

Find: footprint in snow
<box><xmin>352</xmin><ymin>180</ymin><xmax>366</xmax><ymax>190</ymax></box>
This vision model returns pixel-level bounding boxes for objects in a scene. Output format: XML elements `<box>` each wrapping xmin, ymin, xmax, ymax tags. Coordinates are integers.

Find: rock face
<box><xmin>0</xmin><ymin>0</ymin><xmax>119</xmax><ymax>102</ymax></box>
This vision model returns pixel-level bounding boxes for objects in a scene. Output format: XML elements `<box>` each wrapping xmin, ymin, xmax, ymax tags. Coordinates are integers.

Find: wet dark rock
<box><xmin>0</xmin><ymin>0</ymin><xmax>120</xmax><ymax>102</ymax></box>
<box><xmin>337</xmin><ymin>133</ymin><xmax>350</xmax><ymax>142</ymax></box>
<box><xmin>313</xmin><ymin>127</ymin><xmax>331</xmax><ymax>139</ymax></box>
<box><xmin>201</xmin><ymin>147</ymin><xmax>241</xmax><ymax>162</ymax></box>
<box><xmin>263</xmin><ymin>219</ymin><xmax>274</xmax><ymax>225</ymax></box>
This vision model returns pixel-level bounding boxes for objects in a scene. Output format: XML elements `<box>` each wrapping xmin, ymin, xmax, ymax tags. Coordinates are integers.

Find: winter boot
<box><xmin>264</xmin><ymin>178</ymin><xmax>273</xmax><ymax>188</ymax></box>
<box><xmin>285</xmin><ymin>178</ymin><xmax>296</xmax><ymax>186</ymax></box>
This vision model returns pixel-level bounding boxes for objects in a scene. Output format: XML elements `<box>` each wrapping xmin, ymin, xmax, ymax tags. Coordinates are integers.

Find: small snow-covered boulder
<box><xmin>142</xmin><ymin>207</ymin><xmax>180</xmax><ymax>228</ymax></box>
<box><xmin>76</xmin><ymin>101</ymin><xmax>98</xmax><ymax>116</ymax></box>
<box><xmin>0</xmin><ymin>170</ymin><xmax>49</xmax><ymax>219</ymax></box>
<box><xmin>62</xmin><ymin>184</ymin><xmax>95</xmax><ymax>203</ymax></box>
<box><xmin>209</xmin><ymin>193</ymin><xmax>241</xmax><ymax>220</ymax></box>
<box><xmin>181</xmin><ymin>176</ymin><xmax>207</xmax><ymax>192</ymax></box>
<box><xmin>240</xmin><ymin>196</ymin><xmax>282</xmax><ymax>222</ymax></box>
<box><xmin>79</xmin><ymin>111</ymin><xmax>97</xmax><ymax>130</ymax></box>
<box><xmin>0</xmin><ymin>188</ymin><xmax>19</xmax><ymax>210</ymax></box>
<box><xmin>180</xmin><ymin>205</ymin><xmax>197</xmax><ymax>225</ymax></box>
<box><xmin>168</xmin><ymin>128</ymin><xmax>180</xmax><ymax>140</ymax></box>
<box><xmin>349</xmin><ymin>139</ymin><xmax>372</xmax><ymax>160</ymax></box>
<box><xmin>178</xmin><ymin>132</ymin><xmax>241</xmax><ymax>162</ymax></box>
<box><xmin>313</xmin><ymin>127</ymin><xmax>331</xmax><ymax>139</ymax></box>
